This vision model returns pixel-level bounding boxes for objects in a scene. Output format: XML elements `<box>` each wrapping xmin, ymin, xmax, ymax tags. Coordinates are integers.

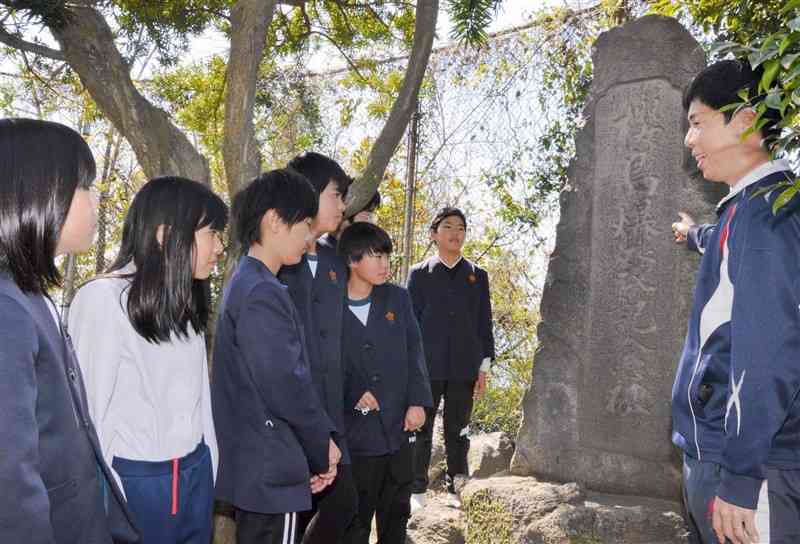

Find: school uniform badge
<box><xmin>385</xmin><ymin>311</ymin><xmax>395</xmax><ymax>322</ymax></box>
<box><xmin>329</xmin><ymin>269</ymin><xmax>337</xmax><ymax>283</ymax></box>
<box><xmin>468</xmin><ymin>273</ymin><xmax>477</xmax><ymax>284</ymax></box>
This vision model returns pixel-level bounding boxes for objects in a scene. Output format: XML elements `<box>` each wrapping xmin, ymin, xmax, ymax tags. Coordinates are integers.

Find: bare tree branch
<box><xmin>0</xmin><ymin>24</ymin><xmax>64</xmax><ymax>60</ymax></box>
<box><xmin>346</xmin><ymin>0</ymin><xmax>439</xmax><ymax>215</ymax></box>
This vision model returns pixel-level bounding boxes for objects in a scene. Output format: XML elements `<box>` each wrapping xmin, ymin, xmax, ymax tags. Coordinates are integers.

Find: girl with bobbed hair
<box><xmin>0</xmin><ymin>118</ymin><xmax>139</xmax><ymax>543</ymax></box>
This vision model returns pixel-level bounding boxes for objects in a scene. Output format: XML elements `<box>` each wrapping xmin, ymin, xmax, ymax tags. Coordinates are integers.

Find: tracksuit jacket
<box><xmin>671</xmin><ymin>161</ymin><xmax>800</xmax><ymax>509</ymax></box>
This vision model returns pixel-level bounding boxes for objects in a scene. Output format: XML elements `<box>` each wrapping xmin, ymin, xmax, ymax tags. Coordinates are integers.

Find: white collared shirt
<box><xmin>717</xmin><ymin>159</ymin><xmax>793</xmax><ymax>209</ymax></box>
<box><xmin>68</xmin><ymin>274</ymin><xmax>218</xmax><ymax>487</ymax></box>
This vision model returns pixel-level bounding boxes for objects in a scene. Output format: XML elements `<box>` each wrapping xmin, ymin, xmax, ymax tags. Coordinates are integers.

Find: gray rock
<box><xmin>406</xmin><ymin>494</ymin><xmax>465</xmax><ymax>544</ymax></box>
<box><xmin>468</xmin><ymin>432</ymin><xmax>515</xmax><ymax>479</ymax></box>
<box><xmin>525</xmin><ymin>493</ymin><xmax>689</xmax><ymax>544</ymax></box>
<box><xmin>511</xmin><ymin>15</ymin><xmax>724</xmax><ymax>501</ymax></box>
<box><xmin>458</xmin><ymin>476</ymin><xmax>688</xmax><ymax>544</ymax></box>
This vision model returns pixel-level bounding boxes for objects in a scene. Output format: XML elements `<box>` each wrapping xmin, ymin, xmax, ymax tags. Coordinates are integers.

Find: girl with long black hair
<box><xmin>0</xmin><ymin>118</ymin><xmax>138</xmax><ymax>543</ymax></box>
<box><xmin>69</xmin><ymin>176</ymin><xmax>228</xmax><ymax>544</ymax></box>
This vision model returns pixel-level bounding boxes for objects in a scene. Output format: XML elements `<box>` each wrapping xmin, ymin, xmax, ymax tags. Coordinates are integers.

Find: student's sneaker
<box><xmin>410</xmin><ymin>492</ymin><xmax>427</xmax><ymax>512</ymax></box>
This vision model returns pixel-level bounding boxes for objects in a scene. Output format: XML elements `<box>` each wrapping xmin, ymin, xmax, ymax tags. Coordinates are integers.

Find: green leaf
<box><xmin>761</xmin><ymin>59</ymin><xmax>781</xmax><ymax>92</ymax></box>
<box><xmin>773</xmin><ymin>184</ymin><xmax>799</xmax><ymax>214</ymax></box>
<box><xmin>782</xmin><ymin>52</ymin><xmax>800</xmax><ymax>69</ymax></box>
<box><xmin>792</xmin><ymin>88</ymin><xmax>800</xmax><ymax>105</ymax></box>
<box><xmin>710</xmin><ymin>41</ymin><xmax>743</xmax><ymax>56</ymax></box>
<box><xmin>780</xmin><ymin>36</ymin><xmax>797</xmax><ymax>57</ymax></box>
<box><xmin>738</xmin><ymin>88</ymin><xmax>751</xmax><ymax>101</ymax></box>
<box><xmin>783</xmin><ymin>63</ymin><xmax>800</xmax><ymax>84</ymax></box>
<box><xmin>790</xmin><ymin>16</ymin><xmax>800</xmax><ymax>32</ymax></box>
<box><xmin>719</xmin><ymin>102</ymin><xmax>743</xmax><ymax>112</ymax></box>
<box><xmin>781</xmin><ymin>0</ymin><xmax>800</xmax><ymax>14</ymax></box>
<box><xmin>765</xmin><ymin>90</ymin><xmax>784</xmax><ymax>110</ymax></box>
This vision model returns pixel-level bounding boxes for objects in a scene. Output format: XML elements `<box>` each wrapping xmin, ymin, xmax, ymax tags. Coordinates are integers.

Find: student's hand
<box><xmin>355</xmin><ymin>391</ymin><xmax>380</xmax><ymax>412</ymax></box>
<box><xmin>712</xmin><ymin>496</ymin><xmax>758</xmax><ymax>544</ymax></box>
<box><xmin>404</xmin><ymin>406</ymin><xmax>426</xmax><ymax>432</ymax></box>
<box><xmin>473</xmin><ymin>371</ymin><xmax>488</xmax><ymax>399</ymax></box>
<box><xmin>671</xmin><ymin>212</ymin><xmax>695</xmax><ymax>243</ymax></box>
<box><xmin>310</xmin><ymin>474</ymin><xmax>330</xmax><ymax>494</ymax></box>
<box><xmin>329</xmin><ymin>438</ymin><xmax>342</xmax><ymax>468</ymax></box>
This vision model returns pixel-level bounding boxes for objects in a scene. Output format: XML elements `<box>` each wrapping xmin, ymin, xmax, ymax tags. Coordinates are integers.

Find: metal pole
<box><xmin>400</xmin><ymin>104</ymin><xmax>421</xmax><ymax>282</ymax></box>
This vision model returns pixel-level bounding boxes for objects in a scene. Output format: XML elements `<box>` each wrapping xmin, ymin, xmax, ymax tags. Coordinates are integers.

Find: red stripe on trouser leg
<box><xmin>171</xmin><ymin>458</ymin><xmax>179</xmax><ymax>516</ymax></box>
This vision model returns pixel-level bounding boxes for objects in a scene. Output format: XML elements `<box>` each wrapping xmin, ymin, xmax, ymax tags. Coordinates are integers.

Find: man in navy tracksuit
<box><xmin>279</xmin><ymin>152</ymin><xmax>358</xmax><ymax>543</ymax></box>
<box><xmin>212</xmin><ymin>169</ymin><xmax>340</xmax><ymax>544</ymax></box>
<box><xmin>338</xmin><ymin>222</ymin><xmax>432</xmax><ymax>543</ymax></box>
<box><xmin>671</xmin><ymin>59</ymin><xmax>800</xmax><ymax>544</ymax></box>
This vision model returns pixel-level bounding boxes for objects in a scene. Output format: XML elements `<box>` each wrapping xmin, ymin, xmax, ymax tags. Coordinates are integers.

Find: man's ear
<box><xmin>260</xmin><ymin>209</ymin><xmax>279</xmax><ymax>237</ymax></box>
<box><xmin>732</xmin><ymin>107</ymin><xmax>757</xmax><ymax>135</ymax></box>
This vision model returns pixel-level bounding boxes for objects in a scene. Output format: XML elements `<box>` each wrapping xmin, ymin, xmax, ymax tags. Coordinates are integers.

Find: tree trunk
<box><xmin>346</xmin><ymin>0</ymin><xmax>439</xmax><ymax>215</ymax></box>
<box><xmin>223</xmin><ymin>0</ymin><xmax>278</xmax><ymax>199</ymax></box>
<box><xmin>49</xmin><ymin>5</ymin><xmax>210</xmax><ymax>184</ymax></box>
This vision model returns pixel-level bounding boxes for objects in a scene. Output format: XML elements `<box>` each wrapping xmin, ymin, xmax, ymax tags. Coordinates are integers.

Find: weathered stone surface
<box><xmin>461</xmin><ymin>477</ymin><xmax>585</xmax><ymax>543</ymax></box>
<box><xmin>512</xmin><ymin>15</ymin><xmax>724</xmax><ymax>500</ymax></box>
<box><xmin>468</xmin><ymin>432</ymin><xmax>515</xmax><ymax>478</ymax></box>
<box><xmin>457</xmin><ymin>477</ymin><xmax>687</xmax><ymax>544</ymax></box>
<box><xmin>406</xmin><ymin>494</ymin><xmax>465</xmax><ymax>544</ymax></box>
<box><xmin>525</xmin><ymin>493</ymin><xmax>689</xmax><ymax>544</ymax></box>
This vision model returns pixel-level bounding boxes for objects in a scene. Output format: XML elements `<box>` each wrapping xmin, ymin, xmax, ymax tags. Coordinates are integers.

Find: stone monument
<box><xmin>511</xmin><ymin>15</ymin><xmax>725</xmax><ymax>500</ymax></box>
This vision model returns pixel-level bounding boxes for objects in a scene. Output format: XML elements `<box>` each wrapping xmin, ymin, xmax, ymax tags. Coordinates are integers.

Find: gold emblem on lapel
<box><xmin>385</xmin><ymin>311</ymin><xmax>395</xmax><ymax>322</ymax></box>
<box><xmin>468</xmin><ymin>273</ymin><xmax>477</xmax><ymax>284</ymax></box>
<box><xmin>329</xmin><ymin>269</ymin><xmax>337</xmax><ymax>283</ymax></box>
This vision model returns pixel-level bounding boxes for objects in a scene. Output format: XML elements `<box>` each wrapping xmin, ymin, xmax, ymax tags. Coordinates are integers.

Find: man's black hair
<box><xmin>232</xmin><ymin>168</ymin><xmax>318</xmax><ymax>251</ymax></box>
<box><xmin>683</xmin><ymin>59</ymin><xmax>781</xmax><ymax>141</ymax></box>
<box><xmin>430</xmin><ymin>206</ymin><xmax>467</xmax><ymax>232</ymax></box>
<box><xmin>287</xmin><ymin>151</ymin><xmax>353</xmax><ymax>198</ymax></box>
<box><xmin>338</xmin><ymin>221</ymin><xmax>393</xmax><ymax>264</ymax></box>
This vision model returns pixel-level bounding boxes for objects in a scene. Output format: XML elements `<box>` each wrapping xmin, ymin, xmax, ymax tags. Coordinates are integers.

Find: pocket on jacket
<box><xmin>262</xmin><ymin>421</ymin><xmax>310</xmax><ymax>486</ymax></box>
<box><xmin>46</xmin><ymin>478</ymin><xmax>79</xmax><ymax>504</ymax></box>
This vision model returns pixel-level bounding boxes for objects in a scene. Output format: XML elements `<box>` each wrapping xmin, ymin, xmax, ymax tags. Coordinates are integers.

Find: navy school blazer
<box><xmin>211</xmin><ymin>256</ymin><xmax>335</xmax><ymax>514</ymax></box>
<box><xmin>278</xmin><ymin>234</ymin><xmax>350</xmax><ymax>463</ymax></box>
<box><xmin>406</xmin><ymin>256</ymin><xmax>495</xmax><ymax>381</ymax></box>
<box><xmin>342</xmin><ymin>283</ymin><xmax>433</xmax><ymax>457</ymax></box>
<box><xmin>0</xmin><ymin>273</ymin><xmax>139</xmax><ymax>544</ymax></box>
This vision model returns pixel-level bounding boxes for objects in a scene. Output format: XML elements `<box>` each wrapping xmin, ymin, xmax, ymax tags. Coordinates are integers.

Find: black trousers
<box><xmin>297</xmin><ymin>463</ymin><xmax>358</xmax><ymax>544</ymax></box>
<box><xmin>350</xmin><ymin>441</ymin><xmax>414</xmax><ymax>544</ymax></box>
<box><xmin>412</xmin><ymin>379</ymin><xmax>474</xmax><ymax>493</ymax></box>
<box><xmin>235</xmin><ymin>509</ymin><xmax>299</xmax><ymax>544</ymax></box>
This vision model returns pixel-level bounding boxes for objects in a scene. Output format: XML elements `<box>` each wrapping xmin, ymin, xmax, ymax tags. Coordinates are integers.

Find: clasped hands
<box><xmin>310</xmin><ymin>438</ymin><xmax>341</xmax><ymax>494</ymax></box>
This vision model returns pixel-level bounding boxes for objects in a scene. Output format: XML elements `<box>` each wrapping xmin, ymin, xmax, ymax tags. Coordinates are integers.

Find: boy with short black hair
<box><xmin>407</xmin><ymin>206</ymin><xmax>495</xmax><ymax>507</ymax></box>
<box><xmin>280</xmin><ymin>151</ymin><xmax>359</xmax><ymax>543</ymax></box>
<box><xmin>338</xmin><ymin>221</ymin><xmax>432</xmax><ymax>544</ymax></box>
<box><xmin>671</xmin><ymin>59</ymin><xmax>800</xmax><ymax>544</ymax></box>
<box><xmin>211</xmin><ymin>168</ymin><xmax>341</xmax><ymax>544</ymax></box>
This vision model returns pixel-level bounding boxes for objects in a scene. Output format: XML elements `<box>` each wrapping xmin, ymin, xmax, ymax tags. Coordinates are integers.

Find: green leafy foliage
<box><xmin>699</xmin><ymin>5</ymin><xmax>800</xmax><ymax>212</ymax></box>
<box><xmin>447</xmin><ymin>0</ymin><xmax>503</xmax><ymax>48</ymax></box>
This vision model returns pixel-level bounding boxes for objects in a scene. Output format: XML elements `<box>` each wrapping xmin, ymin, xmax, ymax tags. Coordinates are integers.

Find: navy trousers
<box><xmin>351</xmin><ymin>440</ymin><xmax>414</xmax><ymax>544</ymax></box>
<box><xmin>682</xmin><ymin>453</ymin><xmax>800</xmax><ymax>543</ymax></box>
<box><xmin>113</xmin><ymin>441</ymin><xmax>214</xmax><ymax>544</ymax></box>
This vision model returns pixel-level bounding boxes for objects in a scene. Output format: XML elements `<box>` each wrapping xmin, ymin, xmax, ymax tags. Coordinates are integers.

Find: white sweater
<box><xmin>68</xmin><ymin>275</ymin><xmax>218</xmax><ymax>486</ymax></box>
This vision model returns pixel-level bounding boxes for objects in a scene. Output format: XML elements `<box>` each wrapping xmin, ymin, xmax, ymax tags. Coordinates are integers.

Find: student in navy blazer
<box><xmin>406</xmin><ymin>207</ymin><xmax>495</xmax><ymax>503</ymax></box>
<box><xmin>212</xmin><ymin>169</ymin><xmax>340</xmax><ymax>544</ymax></box>
<box><xmin>0</xmin><ymin>118</ymin><xmax>138</xmax><ymax>544</ymax></box>
<box><xmin>339</xmin><ymin>222</ymin><xmax>432</xmax><ymax>544</ymax></box>
<box><xmin>279</xmin><ymin>152</ymin><xmax>359</xmax><ymax>543</ymax></box>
